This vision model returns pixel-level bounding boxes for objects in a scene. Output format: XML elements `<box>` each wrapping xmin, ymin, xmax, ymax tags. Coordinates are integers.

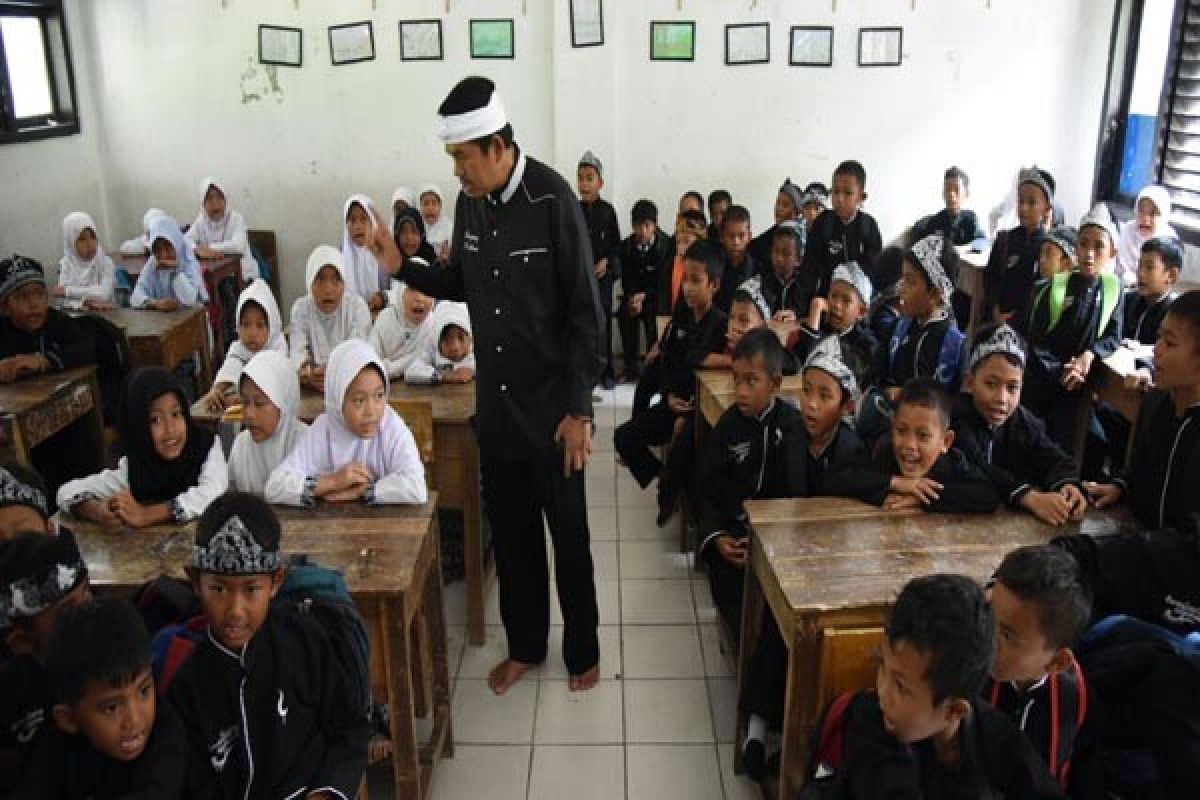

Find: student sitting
<box><xmin>268</xmin><ymin>339</ymin><xmax>427</xmax><ymax>507</ymax></box>
<box><xmin>341</xmin><ymin>194</ymin><xmax>390</xmax><ymax>314</ymax></box>
<box><xmin>1037</xmin><ymin>226</ymin><xmax>1078</xmax><ymax>283</ymax></box>
<box><xmin>391</xmin><ymin>186</ymin><xmax>415</xmax><ymax>219</ymax></box>
<box><xmin>1123</xmin><ymin>235</ymin><xmax>1181</xmax><ymax>347</ymax></box>
<box><xmin>678</xmin><ymin>190</ymin><xmax>705</xmax><ymax>216</ymax></box>
<box><xmin>57</xmin><ymin>367</ymin><xmax>228</xmax><ymax>532</ymax></box>
<box><xmin>118</xmin><ymin>208</ymin><xmax>167</xmax><ymax>256</ymax></box>
<box><xmin>758</xmin><ymin>220</ymin><xmax>806</xmax><ymax>321</ymax></box>
<box><xmin>577</xmin><ymin>151</ymin><xmax>621</xmax><ymax>388</ymax></box>
<box><xmin>392</xmin><ymin>206</ymin><xmax>439</xmax><ymax>266</ymax></box>
<box><xmin>0</xmin><ymin>530</ymin><xmax>92</xmax><ymax>792</ymax></box>
<box><xmin>661</xmin><ymin>208</ymin><xmax>707</xmax><ymax>317</ymax></box>
<box><xmin>954</xmin><ymin>324</ymin><xmax>1086</xmax><ymax>525</ymax></box>
<box><xmin>202</xmin><ymin>280</ymin><xmax>287</xmax><ymax>411</ymax></box>
<box><xmin>404</xmin><ymin>301</ymin><xmax>476</xmax><ymax>385</ymax></box>
<box><xmin>984</xmin><ymin>167</ymin><xmax>1055</xmax><ymax>328</ymax></box>
<box><xmin>1023</xmin><ymin>207</ymin><xmax>1123</xmax><ymax>459</ymax></box>
<box><xmin>129</xmin><ymin>215</ymin><xmax>208</xmax><ymax>311</ymax></box>
<box><xmin>791</xmin><ymin>260</ymin><xmax>878</xmax><ymax>391</ymax></box>
<box><xmin>867</xmin><ymin>245</ymin><xmax>904</xmax><ymax>346</ymax></box>
<box><xmin>185</xmin><ymin>177</ymin><xmax>259</xmax><ymax>284</ymax></box>
<box><xmin>13</xmin><ymin>596</ymin><xmax>186</xmax><ymax>799</ymax></box>
<box><xmin>615</xmin><ymin>199</ymin><xmax>671</xmax><ymax>381</ymax></box>
<box><xmin>858</xmin><ymin>378</ymin><xmax>1000</xmax><ymax>514</ymax></box>
<box><xmin>369</xmin><ymin>282</ymin><xmax>435</xmax><ymax>380</ymax></box>
<box><xmin>0</xmin><ymin>463</ymin><xmax>54</xmax><ymax>539</ymax></box>
<box><xmin>706</xmin><ymin>189</ymin><xmax>732</xmax><ymax>243</ymax></box>
<box><xmin>168</xmin><ymin>492</ymin><xmax>371</xmax><ymax>798</ymax></box>
<box><xmin>912</xmin><ymin>166</ymin><xmax>988</xmax><ymax>249</ymax></box>
<box><xmin>227</xmin><ymin>351</ymin><xmax>309</xmax><ymax>495</ymax></box>
<box><xmin>824</xmin><ymin>573</ymin><xmax>1062</xmax><ymax>798</ymax></box>
<box><xmin>54</xmin><ymin>212</ymin><xmax>115</xmax><ymax>310</ymax></box>
<box><xmin>798</xmin><ymin>160</ymin><xmax>883</xmax><ymax>305</ymax></box>
<box><xmin>614</xmin><ymin>241</ymin><xmax>727</xmax><ymax>498</ymax></box>
<box><xmin>289</xmin><ymin>245</ymin><xmax>372</xmax><ymax>393</ymax></box>
<box><xmin>0</xmin><ymin>255</ymin><xmax>93</xmax><ymax>383</ymax></box>
<box><xmin>985</xmin><ymin>545</ymin><xmax>1091</xmax><ymax>790</ymax></box>
<box><xmin>799</xmin><ymin>181</ymin><xmax>830</xmax><ymax>230</ymax></box>
<box><xmin>714</xmin><ymin>205</ymin><xmax>758</xmax><ymax>313</ymax></box>
<box><xmin>747</xmin><ymin>178</ymin><xmax>803</xmax><ymax>267</ymax></box>
<box><xmin>419</xmin><ymin>183</ymin><xmax>454</xmax><ymax>262</ymax></box>
<box><xmin>1116</xmin><ymin>185</ymin><xmax>1178</xmax><ymax>287</ymax></box>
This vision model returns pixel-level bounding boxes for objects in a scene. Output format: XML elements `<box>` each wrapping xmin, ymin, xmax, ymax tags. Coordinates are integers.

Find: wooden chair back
<box><xmin>814</xmin><ymin>626</ymin><xmax>884</xmax><ymax>711</ymax></box>
<box><xmin>389</xmin><ymin>399</ymin><xmax>435</xmax><ymax>477</ymax></box>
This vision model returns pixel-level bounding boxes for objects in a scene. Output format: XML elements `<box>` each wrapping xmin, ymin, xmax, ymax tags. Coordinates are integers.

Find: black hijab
<box><xmin>116</xmin><ymin>367</ymin><xmax>215</xmax><ymax>505</ymax></box>
<box><xmin>393</xmin><ymin>206</ymin><xmax>439</xmax><ymax>264</ymax></box>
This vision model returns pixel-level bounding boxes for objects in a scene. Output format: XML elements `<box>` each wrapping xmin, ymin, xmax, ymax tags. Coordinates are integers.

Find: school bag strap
<box><xmin>1033</xmin><ymin>271</ymin><xmax>1120</xmax><ymax>337</ymax></box>
<box><xmin>150</xmin><ymin>615</ymin><xmax>206</xmax><ymax>697</ymax></box>
<box><xmin>807</xmin><ymin>690</ymin><xmax>857</xmax><ymax>780</ymax></box>
<box><xmin>887</xmin><ymin>317</ymin><xmax>963</xmax><ymax>390</ymax></box>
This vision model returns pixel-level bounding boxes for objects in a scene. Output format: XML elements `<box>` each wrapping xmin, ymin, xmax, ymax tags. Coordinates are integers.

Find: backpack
<box><xmin>1030</xmin><ymin>271</ymin><xmax>1120</xmax><ymax>338</ymax></box>
<box><xmin>795</xmin><ymin>691</ymin><xmax>857</xmax><ymax>799</ymax></box>
<box><xmin>887</xmin><ymin>316</ymin><xmax>966</xmax><ymax>391</ymax></box>
<box><xmin>986</xmin><ymin>657</ymin><xmax>1088</xmax><ymax>787</ymax></box>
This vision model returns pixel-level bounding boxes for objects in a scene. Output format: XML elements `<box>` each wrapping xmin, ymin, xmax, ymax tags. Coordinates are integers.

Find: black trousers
<box><xmin>480</xmin><ymin>449</ymin><xmax>599</xmax><ymax>674</ymax></box>
<box><xmin>701</xmin><ymin>544</ymin><xmax>745</xmax><ymax>643</ymax></box>
<box><xmin>618</xmin><ymin>298</ymin><xmax>657</xmax><ymax>377</ymax></box>
<box><xmin>598</xmin><ymin>275</ymin><xmax>615</xmax><ymax>382</ymax></box>
<box><xmin>613</xmin><ymin>401</ymin><xmax>682</xmax><ymax>488</ymax></box>
<box><xmin>632</xmin><ymin>362</ymin><xmax>662</xmax><ymax>417</ymax></box>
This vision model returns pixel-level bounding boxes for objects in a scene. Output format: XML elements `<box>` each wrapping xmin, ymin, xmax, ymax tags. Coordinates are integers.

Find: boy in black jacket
<box><xmin>715</xmin><ymin>205</ymin><xmax>759</xmax><ymax>313</ymax></box>
<box><xmin>791</xmin><ymin>261</ymin><xmax>878</xmax><ymax>392</ymax></box>
<box><xmin>615</xmin><ymin>198</ymin><xmax>672</xmax><ymax>382</ymax></box>
<box><xmin>954</xmin><ymin>324</ymin><xmax>1087</xmax><ymax>525</ymax></box>
<box><xmin>577</xmin><ymin>151</ymin><xmax>621</xmax><ymax>389</ymax></box>
<box><xmin>912</xmin><ymin>166</ymin><xmax>988</xmax><ymax>249</ymax></box>
<box><xmin>14</xmin><ymin>596</ymin><xmax>186</xmax><ymax>799</ymax></box>
<box><xmin>168</xmin><ymin>492</ymin><xmax>370</xmax><ymax>800</ymax></box>
<box><xmin>1123</xmin><ymin>235</ymin><xmax>1181</xmax><ymax>347</ymax></box>
<box><xmin>747</xmin><ymin>178</ymin><xmax>803</xmax><ymax>267</ymax></box>
<box><xmin>0</xmin><ymin>462</ymin><xmax>55</xmax><ymax>540</ymax></box>
<box><xmin>757</xmin><ymin>220</ymin><xmax>806</xmax><ymax>320</ymax></box>
<box><xmin>984</xmin><ymin>167</ymin><xmax>1055</xmax><ymax>329</ymax></box>
<box><xmin>797</xmin><ymin>160</ymin><xmax>883</xmax><ymax>307</ymax></box>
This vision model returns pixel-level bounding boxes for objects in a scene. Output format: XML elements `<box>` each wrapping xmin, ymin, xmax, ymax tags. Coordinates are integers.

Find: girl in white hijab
<box><xmin>418</xmin><ymin>184</ymin><xmax>453</xmax><ymax>261</ymax></box>
<box><xmin>392</xmin><ymin>187</ymin><xmax>416</xmax><ymax>215</ymax></box>
<box><xmin>130</xmin><ymin>214</ymin><xmax>208</xmax><ymax>309</ymax></box>
<box><xmin>288</xmin><ymin>245</ymin><xmax>371</xmax><ymax>392</ymax></box>
<box><xmin>266</xmin><ymin>338</ymin><xmax>426</xmax><ymax>507</ymax></box>
<box><xmin>119</xmin><ymin>208</ymin><xmax>167</xmax><ymax>256</ymax></box>
<box><xmin>342</xmin><ymin>194</ymin><xmax>390</xmax><ymax>313</ymax></box>
<box><xmin>1116</xmin><ymin>185</ymin><xmax>1178</xmax><ymax>285</ymax></box>
<box><xmin>228</xmin><ymin>350</ymin><xmax>309</xmax><ymax>494</ymax></box>
<box><xmin>204</xmin><ymin>280</ymin><xmax>288</xmax><ymax>410</ymax></box>
<box><xmin>186</xmin><ymin>177</ymin><xmax>259</xmax><ymax>283</ymax></box>
<box><xmin>55</xmin><ymin>211</ymin><xmax>115</xmax><ymax>309</ymax></box>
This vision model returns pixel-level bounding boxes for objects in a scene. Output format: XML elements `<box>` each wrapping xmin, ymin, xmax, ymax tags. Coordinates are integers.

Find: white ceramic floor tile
<box><xmin>451</xmin><ymin>679</ymin><xmax>538</xmax><ymax>744</ymax></box>
<box><xmin>529</xmin><ymin>745</ymin><xmax>625</xmax><ymax>800</ymax></box>
<box><xmin>719</xmin><ymin>740</ymin><xmax>766</xmax><ymax>800</ymax></box>
<box><xmin>708</xmin><ymin>676</ymin><xmax>739</xmax><ymax>743</ymax></box>
<box><xmin>428</xmin><ymin>744</ymin><xmax>531</xmax><ymax>800</ymax></box>
<box><xmin>621</xmin><ymin>579</ymin><xmax>696</xmax><ymax>625</ymax></box>
<box><xmin>624</xmin><ymin>679</ymin><xmax>715</xmax><ymax>744</ymax></box>
<box><xmin>586</xmin><ymin>540</ymin><xmax>620</xmax><ymax>581</ymax></box>
<box><xmin>457</xmin><ymin>625</ymin><xmax>541</xmax><ymax>679</ymax></box>
<box><xmin>442</xmin><ymin>579</ymin><xmax>467</xmax><ymax>629</ymax></box>
<box><xmin>534</xmin><ymin>680</ymin><xmax>624</xmax><ymax>744</ymax></box>
<box><xmin>617</xmin><ymin>474</ymin><xmax>658</xmax><ymax>508</ymax></box>
<box><xmin>617</xmin><ymin>503</ymin><xmax>676</xmax><ymax>541</ymax></box>
<box><xmin>620</xmin><ymin>539</ymin><xmax>693</xmax><ymax>579</ymax></box>
<box><xmin>446</xmin><ymin>625</ymin><xmax>467</xmax><ymax>680</ymax></box>
<box><xmin>592</xmin><ymin>424</ymin><xmax>616</xmax><ymax>452</ymax></box>
<box><xmin>587</xmin><ymin>508</ymin><xmax>619</xmax><ymax>540</ymax></box>
<box><xmin>692</xmin><ymin>577</ymin><xmax>718</xmax><ymax>625</ymax></box>
<box><xmin>621</xmin><ymin>625</ymin><xmax>705</xmax><ymax>678</ymax></box>
<box><xmin>626</xmin><ymin>744</ymin><xmax>724</xmax><ymax>800</ymax></box>
<box><xmin>551</xmin><ymin>579</ymin><xmax>620</xmax><ymax>627</ymax></box>
<box><xmin>699</xmin><ymin>623</ymin><xmax>736</xmax><ymax>677</ymax></box>
<box><xmin>542</xmin><ymin>625</ymin><xmax>622</xmax><ymax>681</ymax></box>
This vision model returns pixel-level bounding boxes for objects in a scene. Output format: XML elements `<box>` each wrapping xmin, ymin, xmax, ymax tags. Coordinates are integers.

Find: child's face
<box><xmin>397</xmin><ymin>220</ymin><xmax>422</xmax><ymax>258</ymax></box>
<box><xmin>681</xmin><ymin>260</ymin><xmax>716</xmax><ymax>312</ymax></box>
<box><xmin>732</xmin><ymin>354</ymin><xmax>779</xmax><ymax>419</ymax></box>
<box><xmin>774</xmin><ymin>191</ymin><xmax>798</xmax><ymax>225</ymax></box>
<box><xmin>1137</xmin><ymin>250</ymin><xmax>1176</xmax><ymax>298</ymax></box>
<box><xmin>342</xmin><ymin>366</ymin><xmax>386</xmax><ymax>439</ymax></box>
<box><xmin>401</xmin><ymin>286</ymin><xmax>433</xmax><ymax>326</ymax></box>
<box><xmin>989</xmin><ymin>582</ymin><xmax>1060</xmax><ymax>686</ymax></box>
<box><xmin>203</xmin><ymin>186</ymin><xmax>226</xmax><ymax>220</ymax></box>
<box><xmin>420</xmin><ymin>192</ymin><xmax>442</xmax><ymax>225</ymax></box>
<box><xmin>57</xmin><ymin>667</ymin><xmax>156</xmax><ymax>762</ymax></box>
<box><xmin>239</xmin><ymin>376</ymin><xmax>281</xmax><ymax>444</ymax></box>
<box><xmin>195</xmin><ymin>570</ymin><xmax>281</xmax><ymax>651</ymax></box>
<box><xmin>1136</xmin><ymin>196</ymin><xmax>1161</xmax><ymax>236</ymax></box>
<box><xmin>1037</xmin><ymin>242</ymin><xmax>1071</xmax><ymax>281</ymax></box>
<box><xmin>727</xmin><ymin>300</ymin><xmax>765</xmax><ymax>348</ymax></box>
<box><xmin>674</xmin><ymin>224</ymin><xmax>700</xmax><ymax>256</ymax></box>
<box><xmin>392</xmin><ymin>199</ymin><xmax>409</xmax><ymax>216</ymax></box>
<box><xmin>439</xmin><ymin>325</ymin><xmax>472</xmax><ymax>363</ymax></box>
<box><xmin>827</xmin><ymin>280</ymin><xmax>866</xmax><ymax>333</ymax></box>
<box><xmin>891</xmin><ymin>403</ymin><xmax>953</xmax><ymax>478</ymax></box>
<box><xmin>4</xmin><ymin>282</ymin><xmax>49</xmax><ymax>334</ymax></box>
<box><xmin>1077</xmin><ymin>226</ymin><xmax>1114</xmax><ymax>278</ymax></box>
<box><xmin>1016</xmin><ymin>184</ymin><xmax>1050</xmax><ymax>231</ymax></box>
<box><xmin>312</xmin><ymin>265</ymin><xmax>345</xmax><ymax>314</ymax></box>
<box><xmin>346</xmin><ymin>203</ymin><xmax>371</xmax><ymax>247</ymax></box>
<box><xmin>150</xmin><ymin>238</ymin><xmax>176</xmax><ymax>268</ymax></box>
<box><xmin>148</xmin><ymin>392</ymin><xmax>187</xmax><ymax>461</ymax></box>
<box><xmin>942</xmin><ymin>177</ymin><xmax>966</xmax><ymax>215</ymax></box>
<box><xmin>801</xmin><ymin>368</ymin><xmax>846</xmax><ymax>441</ymax></box>
<box><xmin>576</xmin><ymin>166</ymin><xmax>602</xmax><ymax>202</ymax></box>
<box><xmin>678</xmin><ymin>194</ymin><xmax>703</xmax><ymax>215</ymax></box>
<box><xmin>966</xmin><ymin>354</ymin><xmax>1023</xmax><ymax>427</ymax></box>
<box><xmin>899</xmin><ymin>261</ymin><xmax>936</xmax><ymax>319</ymax></box>
<box><xmin>633</xmin><ymin>219</ymin><xmax>657</xmax><ymax>247</ymax></box>
<box><xmin>830</xmin><ymin>174</ymin><xmax>865</xmax><ymax>223</ymax></box>
<box><xmin>237</xmin><ymin>303</ymin><xmax>270</xmax><ymax>353</ymax></box>
<box><xmin>8</xmin><ymin>579</ymin><xmax>90</xmax><ymax>660</ymax></box>
<box><xmin>75</xmin><ymin>227</ymin><xmax>98</xmax><ymax>262</ymax></box>
<box><xmin>770</xmin><ymin>236</ymin><xmax>799</xmax><ymax>282</ymax></box>
<box><xmin>801</xmin><ymin>202</ymin><xmax>822</xmax><ymax>227</ymax></box>
<box><xmin>1153</xmin><ymin>312</ymin><xmax>1200</xmax><ymax>392</ymax></box>
<box><xmin>710</xmin><ymin>200</ymin><xmax>730</xmax><ymax>230</ymax></box>
<box><xmin>0</xmin><ymin>505</ymin><xmax>52</xmax><ymax>541</ymax></box>
<box><xmin>876</xmin><ymin>637</ymin><xmax>956</xmax><ymax>744</ymax></box>
<box><xmin>721</xmin><ymin>221</ymin><xmax>751</xmax><ymax>264</ymax></box>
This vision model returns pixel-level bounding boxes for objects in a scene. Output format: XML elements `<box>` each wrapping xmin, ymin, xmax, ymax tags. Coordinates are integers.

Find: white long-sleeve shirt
<box><xmin>369</xmin><ymin>305</ymin><xmax>432</xmax><ymax>378</ymax></box>
<box><xmin>185</xmin><ymin>209</ymin><xmax>259</xmax><ymax>283</ymax></box>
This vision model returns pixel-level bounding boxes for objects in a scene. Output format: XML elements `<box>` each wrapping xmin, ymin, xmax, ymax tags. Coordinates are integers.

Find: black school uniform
<box><xmin>714</xmin><ymin>252</ymin><xmax>760</xmax><ymax>313</ymax></box>
<box><xmin>758</xmin><ymin>268</ymin><xmax>806</xmax><ymax>319</ymax></box>
<box><xmin>11</xmin><ymin>703</ymin><xmax>187</xmax><ymax>799</ymax></box>
<box><xmin>951</xmin><ymin>395</ymin><xmax>1079</xmax><ymax>507</ymax></box>
<box><xmin>614</xmin><ymin>302</ymin><xmax>727</xmax><ymax>489</ymax></box>
<box><xmin>878</xmin><ymin>313</ymin><xmax>964</xmax><ymax>391</ymax></box>
<box><xmin>913</xmin><ymin>208</ymin><xmax>987</xmax><ymax>248</ymax></box>
<box><xmin>747</xmin><ymin>223</ymin><xmax>786</xmax><ymax>268</ymax></box>
<box><xmin>580</xmin><ymin>197</ymin><xmax>621</xmax><ymax>382</ymax></box>
<box><xmin>868</xmin><ymin>299</ymin><xmax>902</xmax><ymax>350</ymax></box>
<box><xmin>792</xmin><ymin>322</ymin><xmax>879</xmax><ymax>392</ymax></box>
<box><xmin>983</xmin><ymin>663</ymin><xmax>1086</xmax><ymax>790</ymax></box>
<box><xmin>1122</xmin><ymin>290</ymin><xmax>1176</xmax><ymax>346</ymax></box>
<box><xmin>797</xmin><ymin>209</ymin><xmax>883</xmax><ymax>310</ymax></box>
<box><xmin>167</xmin><ymin>612</ymin><xmax>371</xmax><ymax>800</ymax></box>
<box><xmin>834</xmin><ymin>690</ymin><xmax>1064</xmax><ymax>799</ymax></box>
<box><xmin>1115</xmin><ymin>391</ymin><xmax>1200</xmax><ymax>531</ymax></box>
<box><xmin>0</xmin><ymin>308</ymin><xmax>92</xmax><ymax>370</ymax></box>
<box><xmin>614</xmin><ymin>228</ymin><xmax>672</xmax><ymax>376</ymax></box>
<box><xmin>984</xmin><ymin>225</ymin><xmax>1044</xmax><ymax>328</ymax></box>
<box><xmin>852</xmin><ymin>444</ymin><xmax>1001</xmax><ymax>513</ymax></box>
<box><xmin>0</xmin><ymin>655</ymin><xmax>52</xmax><ymax>794</ymax></box>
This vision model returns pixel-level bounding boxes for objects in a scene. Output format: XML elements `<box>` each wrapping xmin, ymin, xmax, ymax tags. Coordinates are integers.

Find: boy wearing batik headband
<box><xmin>169</xmin><ymin>491</ymin><xmax>369</xmax><ymax>800</ymax></box>
<box><xmin>985</xmin><ymin>166</ymin><xmax>1056</xmax><ymax>327</ymax></box>
<box><xmin>792</xmin><ymin>260</ymin><xmax>879</xmax><ymax>391</ymax></box>
<box><xmin>0</xmin><ymin>463</ymin><xmax>54</xmax><ymax>539</ymax></box>
<box><xmin>952</xmin><ymin>324</ymin><xmax>1086</xmax><ymax>526</ymax></box>
<box><xmin>0</xmin><ymin>530</ymin><xmax>91</xmax><ymax>791</ymax></box>
<box><xmin>0</xmin><ymin>255</ymin><xmax>92</xmax><ymax>385</ymax></box>
<box><xmin>1038</xmin><ymin>225</ymin><xmax>1078</xmax><ymax>282</ymax></box>
<box><xmin>577</xmin><ymin>150</ymin><xmax>621</xmax><ymax>389</ymax></box>
<box><xmin>748</xmin><ymin>178</ymin><xmax>803</xmax><ymax>267</ymax></box>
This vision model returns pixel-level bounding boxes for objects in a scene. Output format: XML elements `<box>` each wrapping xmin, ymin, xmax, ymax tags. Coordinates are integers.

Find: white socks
<box><xmin>744</xmin><ymin>714</ymin><xmax>767</xmax><ymax>749</ymax></box>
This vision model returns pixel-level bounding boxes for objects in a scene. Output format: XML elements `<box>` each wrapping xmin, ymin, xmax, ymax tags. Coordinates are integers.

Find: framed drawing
<box><xmin>858</xmin><ymin>27</ymin><xmax>902</xmax><ymax>67</ymax></box>
<box><xmin>570</xmin><ymin>0</ymin><xmax>604</xmax><ymax>48</ymax></box>
<box><xmin>399</xmin><ymin>19</ymin><xmax>443</xmax><ymax>61</ymax></box>
<box><xmin>650</xmin><ymin>20</ymin><xmax>695</xmax><ymax>62</ymax></box>
<box><xmin>470</xmin><ymin>18</ymin><xmax>515</xmax><ymax>59</ymax></box>
<box><xmin>789</xmin><ymin>26</ymin><xmax>833</xmax><ymax>67</ymax></box>
<box><xmin>328</xmin><ymin>21</ymin><xmax>374</xmax><ymax>66</ymax></box>
<box><xmin>259</xmin><ymin>25</ymin><xmax>302</xmax><ymax>68</ymax></box>
<box><xmin>725</xmin><ymin>22</ymin><xmax>769</xmax><ymax>66</ymax></box>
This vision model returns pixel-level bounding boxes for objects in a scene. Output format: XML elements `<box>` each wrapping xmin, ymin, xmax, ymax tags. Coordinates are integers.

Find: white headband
<box><xmin>438</xmin><ymin>91</ymin><xmax>508</xmax><ymax>144</ymax></box>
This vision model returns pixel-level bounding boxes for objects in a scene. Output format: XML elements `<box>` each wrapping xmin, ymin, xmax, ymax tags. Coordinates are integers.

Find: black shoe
<box><xmin>656</xmin><ymin>482</ymin><xmax>678</xmax><ymax>527</ymax></box>
<box><xmin>743</xmin><ymin>739</ymin><xmax>766</xmax><ymax>783</ymax></box>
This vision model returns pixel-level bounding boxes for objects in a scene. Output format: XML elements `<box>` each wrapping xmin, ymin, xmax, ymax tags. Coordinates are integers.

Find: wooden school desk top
<box><xmin>0</xmin><ymin>365</ymin><xmax>97</xmax><ymax>416</ymax></box>
<box><xmin>91</xmin><ymin>306</ymin><xmax>206</xmax><ymax>339</ymax></box>
<box><xmin>696</xmin><ymin>369</ymin><xmax>804</xmax><ymax>428</ymax></box>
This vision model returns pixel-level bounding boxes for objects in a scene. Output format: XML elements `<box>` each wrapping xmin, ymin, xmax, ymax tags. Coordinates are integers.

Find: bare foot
<box><xmin>568</xmin><ymin>664</ymin><xmax>600</xmax><ymax>692</ymax></box>
<box><xmin>488</xmin><ymin>659</ymin><xmax>535</xmax><ymax>696</ymax></box>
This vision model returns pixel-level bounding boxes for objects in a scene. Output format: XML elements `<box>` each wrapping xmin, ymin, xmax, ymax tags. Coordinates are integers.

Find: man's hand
<box><xmin>715</xmin><ymin>534</ymin><xmax>747</xmax><ymax>566</ymax></box>
<box><xmin>554</xmin><ymin>415</ymin><xmax>592</xmax><ymax>477</ymax></box>
<box><xmin>368</xmin><ymin>205</ymin><xmax>404</xmax><ymax>272</ymax></box>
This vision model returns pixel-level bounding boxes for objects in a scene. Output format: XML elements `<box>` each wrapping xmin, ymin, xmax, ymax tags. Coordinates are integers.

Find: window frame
<box><xmin>0</xmin><ymin>0</ymin><xmax>80</xmax><ymax>145</ymax></box>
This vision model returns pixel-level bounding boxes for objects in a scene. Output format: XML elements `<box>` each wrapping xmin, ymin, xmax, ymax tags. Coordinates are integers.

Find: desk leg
<box><xmin>779</xmin><ymin>619</ymin><xmax>818</xmax><ymax>800</ymax></box>
<box><xmin>733</xmin><ymin>541</ymin><xmax>766</xmax><ymax>775</ymax></box>
<box><xmin>82</xmin><ymin>374</ymin><xmax>105</xmax><ymax>467</ymax></box>
<box><xmin>461</xmin><ymin>432</ymin><xmax>488</xmax><ymax>646</ymax></box>
<box><xmin>423</xmin><ymin>515</ymin><xmax>454</xmax><ymax>759</ymax></box>
<box><xmin>0</xmin><ymin>416</ymin><xmax>29</xmax><ymax>467</ymax></box>
<box><xmin>381</xmin><ymin>597</ymin><xmax>421</xmax><ymax>799</ymax></box>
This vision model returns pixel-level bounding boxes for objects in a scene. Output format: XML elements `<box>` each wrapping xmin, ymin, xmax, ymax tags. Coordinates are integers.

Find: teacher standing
<box><xmin>382</xmin><ymin>76</ymin><xmax>605</xmax><ymax>693</ymax></box>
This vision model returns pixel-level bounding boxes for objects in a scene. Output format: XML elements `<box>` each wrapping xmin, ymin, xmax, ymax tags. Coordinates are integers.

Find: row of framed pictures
<box><xmin>654</xmin><ymin>22</ymin><xmax>902</xmax><ymax>67</ymax></box>
<box><xmin>258</xmin><ymin>19</ymin><xmax>516</xmax><ymax>67</ymax></box>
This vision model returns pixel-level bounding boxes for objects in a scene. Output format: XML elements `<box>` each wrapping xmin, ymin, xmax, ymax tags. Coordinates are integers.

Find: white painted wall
<box><xmin>0</xmin><ymin>0</ymin><xmax>1119</xmax><ymax>313</ymax></box>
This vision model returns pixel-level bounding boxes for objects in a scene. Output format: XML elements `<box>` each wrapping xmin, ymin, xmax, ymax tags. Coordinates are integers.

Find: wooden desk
<box><xmin>90</xmin><ymin>307</ymin><xmax>212</xmax><ymax>389</ymax></box>
<box><xmin>192</xmin><ymin>381</ymin><xmax>492</xmax><ymax>646</ymax></box>
<box><xmin>954</xmin><ymin>246</ymin><xmax>989</xmax><ymax>339</ymax></box>
<box><xmin>695</xmin><ymin>369</ymin><xmax>804</xmax><ymax>429</ymax></box>
<box><xmin>0</xmin><ymin>366</ymin><xmax>103</xmax><ymax>467</ymax></box>
<box><xmin>734</xmin><ymin>497</ymin><xmax>1127</xmax><ymax>798</ymax></box>
<box><xmin>64</xmin><ymin>497</ymin><xmax>453</xmax><ymax>800</ymax></box>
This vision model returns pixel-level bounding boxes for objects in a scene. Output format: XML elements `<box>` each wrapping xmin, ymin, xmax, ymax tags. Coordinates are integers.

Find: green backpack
<box><xmin>1032</xmin><ymin>271</ymin><xmax>1120</xmax><ymax>336</ymax></box>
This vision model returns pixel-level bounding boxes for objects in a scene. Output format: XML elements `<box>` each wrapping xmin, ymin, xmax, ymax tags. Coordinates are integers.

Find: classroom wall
<box><xmin>1</xmin><ymin>0</ymin><xmax>1133</xmax><ymax>314</ymax></box>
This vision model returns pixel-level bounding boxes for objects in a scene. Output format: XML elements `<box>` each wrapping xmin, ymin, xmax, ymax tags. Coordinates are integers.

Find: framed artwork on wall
<box><xmin>259</xmin><ymin>25</ymin><xmax>302</xmax><ymax>68</ymax></box>
<box><xmin>329</xmin><ymin>21</ymin><xmax>374</xmax><ymax>66</ymax></box>
<box><xmin>858</xmin><ymin>27</ymin><xmax>903</xmax><ymax>67</ymax></box>
<box><xmin>399</xmin><ymin>19</ymin><xmax>443</xmax><ymax>61</ymax></box>
<box><xmin>570</xmin><ymin>0</ymin><xmax>604</xmax><ymax>48</ymax></box>
<box><xmin>789</xmin><ymin>26</ymin><xmax>833</xmax><ymax>67</ymax></box>
<box><xmin>725</xmin><ymin>22</ymin><xmax>769</xmax><ymax>66</ymax></box>
<box><xmin>470</xmin><ymin>18</ymin><xmax>515</xmax><ymax>59</ymax></box>
<box><xmin>650</xmin><ymin>20</ymin><xmax>695</xmax><ymax>62</ymax></box>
